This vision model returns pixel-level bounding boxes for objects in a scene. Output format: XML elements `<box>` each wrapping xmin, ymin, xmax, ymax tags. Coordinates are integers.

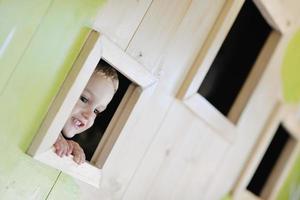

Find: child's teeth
<box><xmin>75</xmin><ymin>119</ymin><xmax>82</xmax><ymax>127</ymax></box>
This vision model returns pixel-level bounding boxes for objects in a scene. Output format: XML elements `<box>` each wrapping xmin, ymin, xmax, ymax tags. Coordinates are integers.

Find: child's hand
<box><xmin>53</xmin><ymin>134</ymin><xmax>72</xmax><ymax>157</ymax></box>
<box><xmin>66</xmin><ymin>140</ymin><xmax>86</xmax><ymax>165</ymax></box>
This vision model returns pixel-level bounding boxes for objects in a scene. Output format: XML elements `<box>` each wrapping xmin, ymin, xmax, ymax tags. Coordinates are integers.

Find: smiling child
<box><xmin>53</xmin><ymin>61</ymin><xmax>119</xmax><ymax>164</ymax></box>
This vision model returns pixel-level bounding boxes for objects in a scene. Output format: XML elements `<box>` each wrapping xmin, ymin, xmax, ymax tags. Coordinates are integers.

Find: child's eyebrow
<box><xmin>84</xmin><ymin>89</ymin><xmax>94</xmax><ymax>96</ymax></box>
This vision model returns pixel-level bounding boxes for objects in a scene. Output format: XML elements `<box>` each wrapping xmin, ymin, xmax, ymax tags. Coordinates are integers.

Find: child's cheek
<box><xmin>90</xmin><ymin>120</ymin><xmax>94</xmax><ymax>129</ymax></box>
<box><xmin>85</xmin><ymin>121</ymin><xmax>93</xmax><ymax>131</ymax></box>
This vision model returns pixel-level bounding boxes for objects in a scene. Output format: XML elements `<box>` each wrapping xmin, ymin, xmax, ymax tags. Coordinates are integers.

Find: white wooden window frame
<box><xmin>233</xmin><ymin>102</ymin><xmax>300</xmax><ymax>200</ymax></box>
<box><xmin>27</xmin><ymin>30</ymin><xmax>157</xmax><ymax>187</ymax></box>
<box><xmin>176</xmin><ymin>0</ymin><xmax>287</xmax><ymax>141</ymax></box>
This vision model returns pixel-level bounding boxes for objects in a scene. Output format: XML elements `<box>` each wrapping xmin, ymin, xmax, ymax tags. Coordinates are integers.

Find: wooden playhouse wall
<box><xmin>0</xmin><ymin>0</ymin><xmax>299</xmax><ymax>199</ymax></box>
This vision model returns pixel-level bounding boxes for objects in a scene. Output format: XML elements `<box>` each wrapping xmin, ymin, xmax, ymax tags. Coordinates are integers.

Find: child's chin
<box><xmin>62</xmin><ymin>131</ymin><xmax>75</xmax><ymax>139</ymax></box>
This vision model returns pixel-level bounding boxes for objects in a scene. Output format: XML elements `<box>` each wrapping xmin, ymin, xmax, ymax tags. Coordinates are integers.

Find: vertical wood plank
<box><xmin>93</xmin><ymin>0</ymin><xmax>153</xmax><ymax>49</ymax></box>
<box><xmin>126</xmin><ymin>0</ymin><xmax>193</xmax><ymax>72</ymax></box>
<box><xmin>122</xmin><ymin>101</ymin><xmax>228</xmax><ymax>200</ymax></box>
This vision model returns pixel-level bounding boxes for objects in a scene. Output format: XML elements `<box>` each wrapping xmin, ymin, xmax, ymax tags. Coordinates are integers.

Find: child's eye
<box><xmin>80</xmin><ymin>96</ymin><xmax>88</xmax><ymax>103</ymax></box>
<box><xmin>94</xmin><ymin>109</ymin><xmax>100</xmax><ymax>115</ymax></box>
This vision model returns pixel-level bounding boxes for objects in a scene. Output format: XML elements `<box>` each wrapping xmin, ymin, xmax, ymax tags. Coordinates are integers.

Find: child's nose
<box><xmin>82</xmin><ymin>108</ymin><xmax>94</xmax><ymax>119</ymax></box>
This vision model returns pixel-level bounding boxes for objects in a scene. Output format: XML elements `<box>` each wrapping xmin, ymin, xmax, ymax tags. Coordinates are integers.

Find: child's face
<box><xmin>62</xmin><ymin>72</ymin><xmax>115</xmax><ymax>138</ymax></box>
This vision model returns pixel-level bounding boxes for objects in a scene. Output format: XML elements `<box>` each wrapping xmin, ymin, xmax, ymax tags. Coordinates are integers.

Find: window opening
<box><xmin>198</xmin><ymin>0</ymin><xmax>271</xmax><ymax>117</ymax></box>
<box><xmin>72</xmin><ymin>60</ymin><xmax>131</xmax><ymax>161</ymax></box>
<box><xmin>247</xmin><ymin>124</ymin><xmax>295</xmax><ymax>197</ymax></box>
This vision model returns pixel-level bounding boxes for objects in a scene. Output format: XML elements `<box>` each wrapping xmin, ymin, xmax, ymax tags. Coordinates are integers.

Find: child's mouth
<box><xmin>72</xmin><ymin>118</ymin><xmax>84</xmax><ymax>129</ymax></box>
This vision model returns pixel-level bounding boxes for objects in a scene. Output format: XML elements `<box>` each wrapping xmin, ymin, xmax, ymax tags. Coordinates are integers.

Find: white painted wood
<box><xmin>35</xmin><ymin>148</ymin><xmax>101</xmax><ymax>188</ymax></box>
<box><xmin>279</xmin><ymin>0</ymin><xmax>300</xmax><ymax>27</ymax></box>
<box><xmin>126</xmin><ymin>0</ymin><xmax>195</xmax><ymax>72</ymax></box>
<box><xmin>117</xmin><ymin>1</ymin><xmax>228</xmax><ymax>199</ymax></box>
<box><xmin>76</xmin><ymin>0</ymin><xmax>226</xmax><ymax>196</ymax></box>
<box><xmin>101</xmin><ymin>36</ymin><xmax>157</xmax><ymax>89</ymax></box>
<box><xmin>254</xmin><ymin>0</ymin><xmax>291</xmax><ymax>33</ymax></box>
<box><xmin>93</xmin><ymin>0</ymin><xmax>153</xmax><ymax>49</ymax></box>
<box><xmin>184</xmin><ymin>93</ymin><xmax>235</xmax><ymax>142</ymax></box>
<box><xmin>122</xmin><ymin>101</ymin><xmax>229</xmax><ymax>200</ymax></box>
<box><xmin>169</xmin><ymin>117</ymin><xmax>228</xmax><ymax>200</ymax></box>
<box><xmin>238</xmin><ymin>190</ymin><xmax>262</xmax><ymax>200</ymax></box>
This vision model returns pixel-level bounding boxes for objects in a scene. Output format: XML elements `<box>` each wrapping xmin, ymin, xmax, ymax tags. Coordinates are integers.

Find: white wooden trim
<box><xmin>177</xmin><ymin>0</ymin><xmax>286</xmax><ymax>100</ymax></box>
<box><xmin>253</xmin><ymin>0</ymin><xmax>290</xmax><ymax>33</ymax></box>
<box><xmin>184</xmin><ymin>93</ymin><xmax>235</xmax><ymax>142</ymax></box>
<box><xmin>35</xmin><ymin>148</ymin><xmax>101</xmax><ymax>187</ymax></box>
<box><xmin>177</xmin><ymin>0</ymin><xmax>245</xmax><ymax>100</ymax></box>
<box><xmin>101</xmin><ymin>36</ymin><xmax>157</xmax><ymax>89</ymax></box>
<box><xmin>238</xmin><ymin>190</ymin><xmax>262</xmax><ymax>200</ymax></box>
<box><xmin>177</xmin><ymin>0</ymin><xmax>284</xmax><ymax>141</ymax></box>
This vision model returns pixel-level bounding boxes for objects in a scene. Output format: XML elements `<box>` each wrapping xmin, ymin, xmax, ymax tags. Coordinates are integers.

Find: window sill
<box><xmin>34</xmin><ymin>148</ymin><xmax>101</xmax><ymax>187</ymax></box>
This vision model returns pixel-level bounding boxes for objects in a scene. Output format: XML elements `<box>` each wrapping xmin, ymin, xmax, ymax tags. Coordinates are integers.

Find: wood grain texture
<box><xmin>93</xmin><ymin>0</ymin><xmax>153</xmax><ymax>49</ymax></box>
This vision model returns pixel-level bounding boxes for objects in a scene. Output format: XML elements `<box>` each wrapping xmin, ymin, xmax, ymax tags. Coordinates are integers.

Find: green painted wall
<box><xmin>0</xmin><ymin>0</ymin><xmax>104</xmax><ymax>199</ymax></box>
<box><xmin>276</xmin><ymin>29</ymin><xmax>300</xmax><ymax>200</ymax></box>
<box><xmin>276</xmin><ymin>154</ymin><xmax>300</xmax><ymax>200</ymax></box>
<box><xmin>281</xmin><ymin>29</ymin><xmax>300</xmax><ymax>103</ymax></box>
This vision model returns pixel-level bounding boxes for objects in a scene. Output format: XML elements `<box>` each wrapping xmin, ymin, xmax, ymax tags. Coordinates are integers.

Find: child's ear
<box><xmin>113</xmin><ymin>79</ymin><xmax>119</xmax><ymax>92</ymax></box>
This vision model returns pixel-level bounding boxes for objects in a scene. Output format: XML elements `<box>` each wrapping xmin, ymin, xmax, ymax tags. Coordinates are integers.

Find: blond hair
<box><xmin>95</xmin><ymin>60</ymin><xmax>119</xmax><ymax>92</ymax></box>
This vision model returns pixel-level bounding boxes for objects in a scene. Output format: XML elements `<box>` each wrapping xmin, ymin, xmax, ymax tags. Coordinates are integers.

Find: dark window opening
<box><xmin>72</xmin><ymin>59</ymin><xmax>131</xmax><ymax>161</ymax></box>
<box><xmin>247</xmin><ymin>124</ymin><xmax>291</xmax><ymax>196</ymax></box>
<box><xmin>198</xmin><ymin>0</ymin><xmax>271</xmax><ymax>117</ymax></box>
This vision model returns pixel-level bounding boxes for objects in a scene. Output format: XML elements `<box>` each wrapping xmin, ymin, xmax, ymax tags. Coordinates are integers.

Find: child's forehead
<box><xmin>91</xmin><ymin>72</ymin><xmax>114</xmax><ymax>84</ymax></box>
<box><xmin>83</xmin><ymin>74</ymin><xmax>115</xmax><ymax>106</ymax></box>
<box><xmin>86</xmin><ymin>73</ymin><xmax>115</xmax><ymax>93</ymax></box>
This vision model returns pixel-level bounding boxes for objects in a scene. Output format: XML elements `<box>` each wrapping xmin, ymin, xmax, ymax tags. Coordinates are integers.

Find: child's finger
<box><xmin>61</xmin><ymin>146</ymin><xmax>67</xmax><ymax>157</ymax></box>
<box><xmin>63</xmin><ymin>143</ymin><xmax>70</xmax><ymax>156</ymax></box>
<box><xmin>73</xmin><ymin>150</ymin><xmax>85</xmax><ymax>164</ymax></box>
<box><xmin>55</xmin><ymin>147</ymin><xmax>61</xmax><ymax>156</ymax></box>
<box><xmin>81</xmin><ymin>153</ymin><xmax>86</xmax><ymax>164</ymax></box>
<box><xmin>57</xmin><ymin>147</ymin><xmax>63</xmax><ymax>157</ymax></box>
<box><xmin>67</xmin><ymin>144</ymin><xmax>73</xmax><ymax>156</ymax></box>
<box><xmin>54</xmin><ymin>143</ymin><xmax>60</xmax><ymax>152</ymax></box>
<box><xmin>73</xmin><ymin>153</ymin><xmax>81</xmax><ymax>164</ymax></box>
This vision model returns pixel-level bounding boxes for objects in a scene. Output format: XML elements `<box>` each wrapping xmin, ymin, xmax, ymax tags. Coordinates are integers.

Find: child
<box><xmin>53</xmin><ymin>61</ymin><xmax>119</xmax><ymax>164</ymax></box>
